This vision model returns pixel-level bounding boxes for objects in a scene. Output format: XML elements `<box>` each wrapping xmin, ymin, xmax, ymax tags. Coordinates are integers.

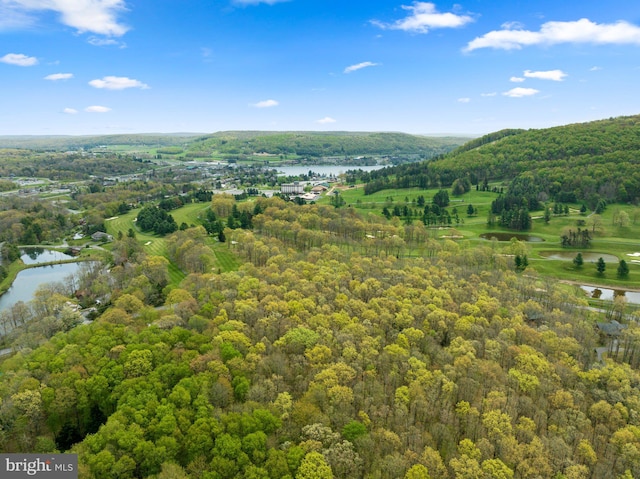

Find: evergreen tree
<box><xmin>596</xmin><ymin>257</ymin><xmax>606</xmax><ymax>276</ymax></box>
<box><xmin>432</xmin><ymin>189</ymin><xmax>450</xmax><ymax>208</ymax></box>
<box><xmin>573</xmin><ymin>253</ymin><xmax>584</xmax><ymax>269</ymax></box>
<box><xmin>514</xmin><ymin>255</ymin><xmax>522</xmax><ymax>271</ymax></box>
<box><xmin>467</xmin><ymin>204</ymin><xmax>475</xmax><ymax>216</ymax></box>
<box><xmin>617</xmin><ymin>259</ymin><xmax>629</xmax><ymax>279</ymax></box>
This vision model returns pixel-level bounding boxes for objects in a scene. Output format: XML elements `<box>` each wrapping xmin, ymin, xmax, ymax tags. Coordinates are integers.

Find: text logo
<box><xmin>1</xmin><ymin>454</ymin><xmax>77</xmax><ymax>478</ymax></box>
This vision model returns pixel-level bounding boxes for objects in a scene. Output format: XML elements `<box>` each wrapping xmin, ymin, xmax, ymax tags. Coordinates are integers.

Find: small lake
<box><xmin>21</xmin><ymin>247</ymin><xmax>74</xmax><ymax>265</ymax></box>
<box><xmin>0</xmin><ymin>262</ymin><xmax>85</xmax><ymax>313</ymax></box>
<box><xmin>540</xmin><ymin>251</ymin><xmax>619</xmax><ymax>263</ymax></box>
<box><xmin>580</xmin><ymin>285</ymin><xmax>640</xmax><ymax>305</ymax></box>
<box><xmin>479</xmin><ymin>232</ymin><xmax>545</xmax><ymax>242</ymax></box>
<box><xmin>277</xmin><ymin>165</ymin><xmax>386</xmax><ymax>177</ymax></box>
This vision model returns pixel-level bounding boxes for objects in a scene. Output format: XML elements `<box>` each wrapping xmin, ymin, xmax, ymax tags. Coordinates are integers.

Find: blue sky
<box><xmin>1</xmin><ymin>0</ymin><xmax>640</xmax><ymax>136</ymax></box>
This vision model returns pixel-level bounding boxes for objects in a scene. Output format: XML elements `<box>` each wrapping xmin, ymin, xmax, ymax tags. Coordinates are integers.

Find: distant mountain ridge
<box><xmin>0</xmin><ymin>133</ymin><xmax>203</xmax><ymax>150</ymax></box>
<box><xmin>187</xmin><ymin>131</ymin><xmax>468</xmax><ymax>158</ymax></box>
<box><xmin>0</xmin><ymin>131</ymin><xmax>469</xmax><ymax>158</ymax></box>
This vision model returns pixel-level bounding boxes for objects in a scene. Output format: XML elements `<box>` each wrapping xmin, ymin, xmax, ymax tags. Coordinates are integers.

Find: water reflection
<box><xmin>539</xmin><ymin>251</ymin><xmax>619</xmax><ymax>263</ymax></box>
<box><xmin>580</xmin><ymin>285</ymin><xmax>640</xmax><ymax>304</ymax></box>
<box><xmin>0</xmin><ymin>262</ymin><xmax>85</xmax><ymax>312</ymax></box>
<box><xmin>479</xmin><ymin>232</ymin><xmax>545</xmax><ymax>242</ymax></box>
<box><xmin>21</xmin><ymin>248</ymin><xmax>74</xmax><ymax>265</ymax></box>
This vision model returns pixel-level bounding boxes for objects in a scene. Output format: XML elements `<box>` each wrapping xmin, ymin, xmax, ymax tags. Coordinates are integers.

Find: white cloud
<box><xmin>63</xmin><ymin>108</ymin><xmax>78</xmax><ymax>114</ymax></box>
<box><xmin>372</xmin><ymin>2</ymin><xmax>474</xmax><ymax>34</ymax></box>
<box><xmin>510</xmin><ymin>76</ymin><xmax>525</xmax><ymax>82</ymax></box>
<box><xmin>316</xmin><ymin>117</ymin><xmax>337</xmax><ymax>124</ymax></box>
<box><xmin>232</xmin><ymin>0</ymin><xmax>289</xmax><ymax>5</ymax></box>
<box><xmin>524</xmin><ymin>69</ymin><xmax>567</xmax><ymax>81</ymax></box>
<box><xmin>590</xmin><ymin>66</ymin><xmax>602</xmax><ymax>71</ymax></box>
<box><xmin>465</xmin><ymin>18</ymin><xmax>640</xmax><ymax>51</ymax></box>
<box><xmin>503</xmin><ymin>87</ymin><xmax>540</xmax><ymax>98</ymax></box>
<box><xmin>481</xmin><ymin>92</ymin><xmax>497</xmax><ymax>97</ymax></box>
<box><xmin>251</xmin><ymin>99</ymin><xmax>279</xmax><ymax>108</ymax></box>
<box><xmin>1</xmin><ymin>53</ymin><xmax>38</xmax><ymax>66</ymax></box>
<box><xmin>344</xmin><ymin>61</ymin><xmax>380</xmax><ymax>73</ymax></box>
<box><xmin>0</xmin><ymin>4</ymin><xmax>34</xmax><ymax>30</ymax></box>
<box><xmin>1</xmin><ymin>0</ymin><xmax>129</xmax><ymax>36</ymax></box>
<box><xmin>501</xmin><ymin>21</ymin><xmax>524</xmax><ymax>30</ymax></box>
<box><xmin>85</xmin><ymin>105</ymin><xmax>111</xmax><ymax>112</ymax></box>
<box><xmin>89</xmin><ymin>76</ymin><xmax>149</xmax><ymax>90</ymax></box>
<box><xmin>457</xmin><ymin>97</ymin><xmax>471</xmax><ymax>103</ymax></box>
<box><xmin>45</xmin><ymin>73</ymin><xmax>73</xmax><ymax>80</ymax></box>
<box><xmin>88</xmin><ymin>36</ymin><xmax>125</xmax><ymax>47</ymax></box>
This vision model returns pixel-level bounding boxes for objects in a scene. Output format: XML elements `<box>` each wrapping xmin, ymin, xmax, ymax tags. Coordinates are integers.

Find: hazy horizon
<box><xmin>2</xmin><ymin>1</ymin><xmax>640</xmax><ymax>135</ymax></box>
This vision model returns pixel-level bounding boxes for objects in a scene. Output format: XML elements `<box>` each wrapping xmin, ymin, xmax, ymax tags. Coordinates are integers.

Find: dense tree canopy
<box><xmin>136</xmin><ymin>205</ymin><xmax>178</xmax><ymax>235</ymax></box>
<box><xmin>186</xmin><ymin>131</ymin><xmax>465</xmax><ymax>159</ymax></box>
<box><xmin>0</xmin><ymin>199</ymin><xmax>638</xmax><ymax>479</ymax></box>
<box><xmin>359</xmin><ymin>115</ymin><xmax>640</xmax><ymax>209</ymax></box>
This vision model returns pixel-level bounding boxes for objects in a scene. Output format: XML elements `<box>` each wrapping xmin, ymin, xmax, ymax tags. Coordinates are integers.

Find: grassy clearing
<box><xmin>328</xmin><ymin>184</ymin><xmax>640</xmax><ymax>290</ymax></box>
<box><xmin>335</xmin><ymin>185</ymin><xmax>500</xmax><ymax>222</ymax></box>
<box><xmin>104</xmin><ymin>204</ymin><xmax>241</xmax><ymax>284</ymax></box>
<box><xmin>171</xmin><ymin>202</ymin><xmax>210</xmax><ymax>227</ymax></box>
<box><xmin>213</xmin><ymin>246</ymin><xmax>241</xmax><ymax>273</ymax></box>
<box><xmin>104</xmin><ymin>209</ymin><xmax>185</xmax><ymax>284</ymax></box>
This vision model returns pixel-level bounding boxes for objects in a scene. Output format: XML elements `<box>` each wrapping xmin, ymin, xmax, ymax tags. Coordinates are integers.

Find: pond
<box><xmin>479</xmin><ymin>232</ymin><xmax>545</xmax><ymax>242</ymax></box>
<box><xmin>580</xmin><ymin>285</ymin><xmax>640</xmax><ymax>305</ymax></box>
<box><xmin>0</xmin><ymin>262</ymin><xmax>86</xmax><ymax>313</ymax></box>
<box><xmin>21</xmin><ymin>247</ymin><xmax>74</xmax><ymax>265</ymax></box>
<box><xmin>539</xmin><ymin>251</ymin><xmax>619</xmax><ymax>263</ymax></box>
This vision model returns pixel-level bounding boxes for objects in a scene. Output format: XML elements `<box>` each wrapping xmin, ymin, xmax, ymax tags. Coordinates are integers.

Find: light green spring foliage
<box><xmin>0</xmin><ymin>199</ymin><xmax>639</xmax><ymax>479</ymax></box>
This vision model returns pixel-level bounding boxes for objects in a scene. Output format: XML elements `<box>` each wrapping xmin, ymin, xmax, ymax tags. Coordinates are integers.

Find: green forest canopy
<box><xmin>358</xmin><ymin>115</ymin><xmax>640</xmax><ymax>206</ymax></box>
<box><xmin>185</xmin><ymin>131</ymin><xmax>468</xmax><ymax>158</ymax></box>
<box><xmin>1</xmin><ymin>198</ymin><xmax>639</xmax><ymax>479</ymax></box>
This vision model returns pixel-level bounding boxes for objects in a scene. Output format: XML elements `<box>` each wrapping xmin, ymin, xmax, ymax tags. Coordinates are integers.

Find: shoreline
<box><xmin>0</xmin><ymin>253</ymin><xmax>103</xmax><ymax>301</ymax></box>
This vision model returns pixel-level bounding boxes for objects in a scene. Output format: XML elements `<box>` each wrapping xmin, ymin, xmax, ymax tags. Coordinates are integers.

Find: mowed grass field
<box><xmin>333</xmin><ymin>184</ymin><xmax>500</xmax><ymax>225</ymax></box>
<box><xmin>104</xmin><ymin>202</ymin><xmax>241</xmax><ymax>286</ymax></box>
<box><xmin>322</xmin><ymin>184</ymin><xmax>640</xmax><ymax>289</ymax></box>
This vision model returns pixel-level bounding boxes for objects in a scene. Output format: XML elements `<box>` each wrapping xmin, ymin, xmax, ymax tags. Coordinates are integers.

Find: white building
<box><xmin>281</xmin><ymin>182</ymin><xmax>304</xmax><ymax>194</ymax></box>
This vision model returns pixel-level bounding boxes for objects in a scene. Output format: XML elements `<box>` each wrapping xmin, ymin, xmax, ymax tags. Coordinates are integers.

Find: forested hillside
<box><xmin>185</xmin><ymin>131</ymin><xmax>467</xmax><ymax>159</ymax></box>
<box><xmin>0</xmin><ymin>149</ymin><xmax>152</xmax><ymax>180</ymax></box>
<box><xmin>1</xmin><ymin>198</ymin><xmax>639</xmax><ymax>479</ymax></box>
<box><xmin>0</xmin><ymin>134</ymin><xmax>199</xmax><ymax>151</ymax></box>
<box><xmin>358</xmin><ymin>115</ymin><xmax>640</xmax><ymax>206</ymax></box>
